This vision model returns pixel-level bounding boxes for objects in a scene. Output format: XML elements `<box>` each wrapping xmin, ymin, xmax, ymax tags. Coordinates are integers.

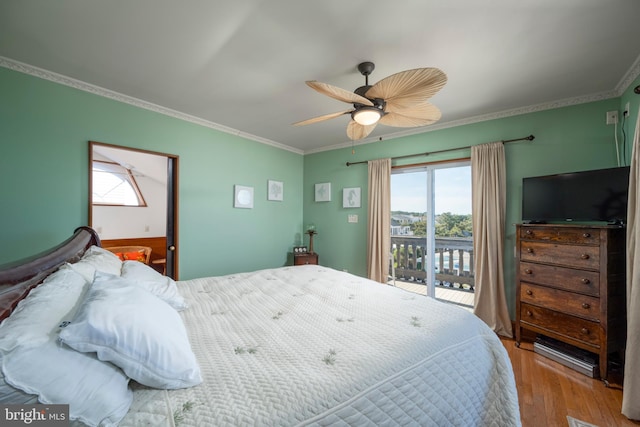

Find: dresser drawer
<box><xmin>520</xmin><ymin>241</ymin><xmax>600</xmax><ymax>270</ymax></box>
<box><xmin>519</xmin><ymin>261</ymin><xmax>599</xmax><ymax>295</ymax></box>
<box><xmin>520</xmin><ymin>303</ymin><xmax>600</xmax><ymax>347</ymax></box>
<box><xmin>520</xmin><ymin>226</ymin><xmax>600</xmax><ymax>245</ymax></box>
<box><xmin>520</xmin><ymin>283</ymin><xmax>600</xmax><ymax>321</ymax></box>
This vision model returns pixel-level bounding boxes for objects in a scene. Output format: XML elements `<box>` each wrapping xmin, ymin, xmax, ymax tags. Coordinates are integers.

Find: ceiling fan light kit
<box><xmin>294</xmin><ymin>61</ymin><xmax>447</xmax><ymax>140</ymax></box>
<box><xmin>352</xmin><ymin>106</ymin><xmax>382</xmax><ymax>125</ymax></box>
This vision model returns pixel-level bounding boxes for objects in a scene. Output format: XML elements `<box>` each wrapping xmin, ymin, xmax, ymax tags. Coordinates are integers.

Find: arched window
<box><xmin>92</xmin><ymin>160</ymin><xmax>146</xmax><ymax>206</ymax></box>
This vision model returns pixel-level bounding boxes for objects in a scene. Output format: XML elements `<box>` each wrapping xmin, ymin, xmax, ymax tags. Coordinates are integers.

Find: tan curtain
<box><xmin>471</xmin><ymin>142</ymin><xmax>513</xmax><ymax>337</ymax></box>
<box><xmin>623</xmin><ymin>110</ymin><xmax>640</xmax><ymax>420</ymax></box>
<box><xmin>367</xmin><ymin>158</ymin><xmax>391</xmax><ymax>283</ymax></box>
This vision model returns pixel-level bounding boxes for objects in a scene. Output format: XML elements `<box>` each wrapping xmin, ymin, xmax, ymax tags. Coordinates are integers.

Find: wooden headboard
<box><xmin>0</xmin><ymin>226</ymin><xmax>101</xmax><ymax>321</ymax></box>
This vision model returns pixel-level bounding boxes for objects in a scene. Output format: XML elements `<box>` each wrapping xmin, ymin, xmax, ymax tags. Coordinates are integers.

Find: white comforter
<box><xmin>120</xmin><ymin>265</ymin><xmax>521</xmax><ymax>426</ymax></box>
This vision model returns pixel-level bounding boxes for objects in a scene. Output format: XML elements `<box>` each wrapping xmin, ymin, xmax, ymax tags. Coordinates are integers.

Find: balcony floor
<box><xmin>388</xmin><ymin>279</ymin><xmax>474</xmax><ymax>312</ymax></box>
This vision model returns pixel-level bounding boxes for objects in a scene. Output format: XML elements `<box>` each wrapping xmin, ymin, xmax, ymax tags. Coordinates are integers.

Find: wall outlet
<box><xmin>624</xmin><ymin>102</ymin><xmax>630</xmax><ymax>117</ymax></box>
<box><xmin>606</xmin><ymin>110</ymin><xmax>618</xmax><ymax>125</ymax></box>
<box><xmin>348</xmin><ymin>214</ymin><xmax>358</xmax><ymax>223</ymax></box>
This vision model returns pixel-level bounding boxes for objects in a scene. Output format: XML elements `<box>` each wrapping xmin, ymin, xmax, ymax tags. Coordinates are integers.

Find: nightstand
<box><xmin>294</xmin><ymin>253</ymin><xmax>318</xmax><ymax>266</ymax></box>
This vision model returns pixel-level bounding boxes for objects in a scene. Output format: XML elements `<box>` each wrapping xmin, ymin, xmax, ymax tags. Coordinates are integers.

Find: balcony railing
<box><xmin>391</xmin><ymin>235</ymin><xmax>474</xmax><ymax>291</ymax></box>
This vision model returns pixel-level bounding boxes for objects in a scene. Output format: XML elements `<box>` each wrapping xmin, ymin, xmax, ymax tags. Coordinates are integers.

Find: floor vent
<box><xmin>533</xmin><ymin>336</ymin><xmax>599</xmax><ymax>378</ymax></box>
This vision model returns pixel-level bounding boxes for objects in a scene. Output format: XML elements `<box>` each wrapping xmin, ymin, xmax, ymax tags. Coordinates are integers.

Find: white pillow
<box><xmin>121</xmin><ymin>260</ymin><xmax>187</xmax><ymax>311</ymax></box>
<box><xmin>0</xmin><ymin>266</ymin><xmax>88</xmax><ymax>351</ymax></box>
<box><xmin>68</xmin><ymin>245</ymin><xmax>122</xmax><ymax>282</ymax></box>
<box><xmin>2</xmin><ymin>340</ymin><xmax>132</xmax><ymax>426</ymax></box>
<box><xmin>0</xmin><ymin>354</ymin><xmax>38</xmax><ymax>405</ymax></box>
<box><xmin>59</xmin><ymin>273</ymin><xmax>202</xmax><ymax>390</ymax></box>
<box><xmin>0</xmin><ymin>266</ymin><xmax>132</xmax><ymax>425</ymax></box>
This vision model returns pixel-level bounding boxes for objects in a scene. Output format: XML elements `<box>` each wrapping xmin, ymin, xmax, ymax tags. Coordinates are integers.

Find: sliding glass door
<box><xmin>390</xmin><ymin>161</ymin><xmax>473</xmax><ymax>306</ymax></box>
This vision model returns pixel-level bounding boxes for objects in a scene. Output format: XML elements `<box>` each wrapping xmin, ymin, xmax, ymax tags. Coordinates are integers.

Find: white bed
<box><xmin>0</xmin><ymin>228</ymin><xmax>521</xmax><ymax>426</ymax></box>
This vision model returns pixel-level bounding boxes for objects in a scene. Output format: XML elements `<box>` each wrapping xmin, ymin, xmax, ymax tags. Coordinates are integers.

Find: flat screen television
<box><xmin>522</xmin><ymin>166</ymin><xmax>630</xmax><ymax>225</ymax></box>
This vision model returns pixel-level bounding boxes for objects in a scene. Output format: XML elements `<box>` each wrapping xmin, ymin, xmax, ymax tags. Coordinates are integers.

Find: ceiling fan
<box><xmin>293</xmin><ymin>62</ymin><xmax>447</xmax><ymax>140</ymax></box>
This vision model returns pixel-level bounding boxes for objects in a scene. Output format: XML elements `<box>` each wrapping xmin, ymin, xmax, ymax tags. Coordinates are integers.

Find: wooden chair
<box><xmin>151</xmin><ymin>258</ymin><xmax>167</xmax><ymax>275</ymax></box>
<box><xmin>104</xmin><ymin>246</ymin><xmax>152</xmax><ymax>264</ymax></box>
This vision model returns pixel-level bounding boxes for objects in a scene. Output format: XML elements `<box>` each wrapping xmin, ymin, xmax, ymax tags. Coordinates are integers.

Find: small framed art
<box><xmin>343</xmin><ymin>187</ymin><xmax>361</xmax><ymax>208</ymax></box>
<box><xmin>315</xmin><ymin>182</ymin><xmax>331</xmax><ymax>202</ymax></box>
<box><xmin>234</xmin><ymin>185</ymin><xmax>254</xmax><ymax>208</ymax></box>
<box><xmin>268</xmin><ymin>180</ymin><xmax>284</xmax><ymax>201</ymax></box>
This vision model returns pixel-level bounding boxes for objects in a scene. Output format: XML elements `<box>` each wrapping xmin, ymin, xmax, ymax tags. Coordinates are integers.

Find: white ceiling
<box><xmin>1</xmin><ymin>0</ymin><xmax>640</xmax><ymax>154</ymax></box>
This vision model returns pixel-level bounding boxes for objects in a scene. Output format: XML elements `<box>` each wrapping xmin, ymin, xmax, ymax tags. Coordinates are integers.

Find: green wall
<box><xmin>621</xmin><ymin>74</ymin><xmax>640</xmax><ymax>151</ymax></box>
<box><xmin>2</xmin><ymin>64</ymin><xmax>639</xmax><ymax>318</ymax></box>
<box><xmin>0</xmin><ymin>67</ymin><xmax>304</xmax><ymax>280</ymax></box>
<box><xmin>303</xmin><ymin>85</ymin><xmax>640</xmax><ymax>317</ymax></box>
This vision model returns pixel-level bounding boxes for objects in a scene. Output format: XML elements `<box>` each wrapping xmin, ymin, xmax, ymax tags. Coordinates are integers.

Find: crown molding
<box><xmin>0</xmin><ymin>56</ymin><xmax>304</xmax><ymax>155</ymax></box>
<box><xmin>616</xmin><ymin>53</ymin><xmax>640</xmax><ymax>95</ymax></box>
<box><xmin>3</xmin><ymin>53</ymin><xmax>638</xmax><ymax>157</ymax></box>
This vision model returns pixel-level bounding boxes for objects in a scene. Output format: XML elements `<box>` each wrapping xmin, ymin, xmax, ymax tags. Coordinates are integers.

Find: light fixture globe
<box><xmin>352</xmin><ymin>106</ymin><xmax>382</xmax><ymax>126</ymax></box>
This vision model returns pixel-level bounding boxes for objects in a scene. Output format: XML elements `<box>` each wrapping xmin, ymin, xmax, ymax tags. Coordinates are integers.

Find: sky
<box><xmin>391</xmin><ymin>165</ymin><xmax>472</xmax><ymax>215</ymax></box>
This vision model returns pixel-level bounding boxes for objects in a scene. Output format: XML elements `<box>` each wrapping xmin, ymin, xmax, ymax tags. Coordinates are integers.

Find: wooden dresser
<box><xmin>515</xmin><ymin>224</ymin><xmax>626</xmax><ymax>379</ymax></box>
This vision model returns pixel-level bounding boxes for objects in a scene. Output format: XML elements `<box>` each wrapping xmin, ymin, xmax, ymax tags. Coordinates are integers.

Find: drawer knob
<box><xmin>526</xmin><ymin>310</ymin><xmax>533</xmax><ymax>317</ymax></box>
<box><xmin>526</xmin><ymin>289</ymin><xmax>533</xmax><ymax>295</ymax></box>
<box><xmin>526</xmin><ymin>230</ymin><xmax>533</xmax><ymax>235</ymax></box>
<box><xmin>580</xmin><ymin>253</ymin><xmax>590</xmax><ymax>260</ymax></box>
<box><xmin>526</xmin><ymin>248</ymin><xmax>533</xmax><ymax>254</ymax></box>
<box><xmin>524</xmin><ymin>268</ymin><xmax>532</xmax><ymax>275</ymax></box>
<box><xmin>582</xmin><ymin>303</ymin><xmax>591</xmax><ymax>309</ymax></box>
<box><xmin>581</xmin><ymin>278</ymin><xmax>591</xmax><ymax>284</ymax></box>
<box><xmin>581</xmin><ymin>328</ymin><xmax>589</xmax><ymax>335</ymax></box>
<box><xmin>583</xmin><ymin>233</ymin><xmax>591</xmax><ymax>238</ymax></box>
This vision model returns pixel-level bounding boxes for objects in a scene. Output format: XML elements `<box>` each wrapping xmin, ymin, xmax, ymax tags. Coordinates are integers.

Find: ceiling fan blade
<box><xmin>383</xmin><ymin>93</ymin><xmax>441</xmax><ymax>113</ymax></box>
<box><xmin>306</xmin><ymin>81</ymin><xmax>374</xmax><ymax>106</ymax></box>
<box><xmin>346</xmin><ymin>120</ymin><xmax>377</xmax><ymax>140</ymax></box>
<box><xmin>292</xmin><ymin>110</ymin><xmax>351</xmax><ymax>126</ymax></box>
<box><xmin>379</xmin><ymin>103</ymin><xmax>442</xmax><ymax>127</ymax></box>
<box><xmin>365</xmin><ymin>68</ymin><xmax>447</xmax><ymax>102</ymax></box>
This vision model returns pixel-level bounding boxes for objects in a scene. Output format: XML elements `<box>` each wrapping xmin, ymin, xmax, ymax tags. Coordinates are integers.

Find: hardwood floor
<box><xmin>501</xmin><ymin>337</ymin><xmax>640</xmax><ymax>427</ymax></box>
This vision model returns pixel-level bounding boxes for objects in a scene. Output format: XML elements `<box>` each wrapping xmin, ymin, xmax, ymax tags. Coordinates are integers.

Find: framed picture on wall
<box><xmin>234</xmin><ymin>185</ymin><xmax>254</xmax><ymax>208</ymax></box>
<box><xmin>315</xmin><ymin>182</ymin><xmax>331</xmax><ymax>202</ymax></box>
<box><xmin>268</xmin><ymin>180</ymin><xmax>284</xmax><ymax>201</ymax></box>
<box><xmin>343</xmin><ymin>187</ymin><xmax>361</xmax><ymax>208</ymax></box>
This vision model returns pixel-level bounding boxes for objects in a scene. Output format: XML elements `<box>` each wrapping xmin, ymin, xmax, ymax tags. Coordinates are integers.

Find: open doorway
<box><xmin>390</xmin><ymin>160</ymin><xmax>473</xmax><ymax>310</ymax></box>
<box><xmin>89</xmin><ymin>141</ymin><xmax>179</xmax><ymax>279</ymax></box>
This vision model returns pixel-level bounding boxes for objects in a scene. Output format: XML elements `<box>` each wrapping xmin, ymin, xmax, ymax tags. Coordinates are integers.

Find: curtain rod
<box><xmin>345</xmin><ymin>134</ymin><xmax>535</xmax><ymax>166</ymax></box>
